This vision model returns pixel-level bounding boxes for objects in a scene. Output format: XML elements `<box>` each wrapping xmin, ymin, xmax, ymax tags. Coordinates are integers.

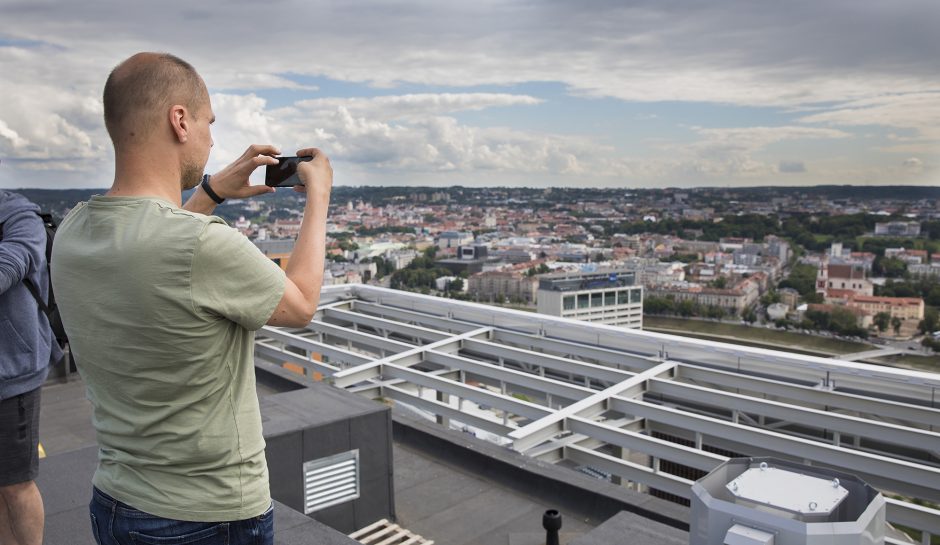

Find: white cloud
<box><xmin>1</xmin><ymin>0</ymin><xmax>938</xmax><ymax>188</ymax></box>
<box><xmin>208</xmin><ymin>92</ymin><xmax>591</xmax><ymax>179</ymax></box>
<box><xmin>800</xmin><ymin>92</ymin><xmax>940</xmax><ymax>149</ymax></box>
<box><xmin>634</xmin><ymin>126</ymin><xmax>852</xmax><ymax>180</ymax></box>
<box><xmin>296</xmin><ymin>93</ymin><xmax>542</xmax><ymax>121</ymax></box>
<box><xmin>0</xmin><ymin>119</ymin><xmax>27</xmax><ymax>150</ymax></box>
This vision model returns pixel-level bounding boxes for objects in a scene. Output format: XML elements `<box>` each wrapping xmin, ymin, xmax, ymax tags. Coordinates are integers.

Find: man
<box><xmin>51</xmin><ymin>52</ymin><xmax>332</xmax><ymax>544</ymax></box>
<box><xmin>0</xmin><ymin>190</ymin><xmax>61</xmax><ymax>545</ymax></box>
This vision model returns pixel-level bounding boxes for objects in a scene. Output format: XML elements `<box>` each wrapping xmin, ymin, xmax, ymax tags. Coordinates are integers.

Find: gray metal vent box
<box><xmin>691</xmin><ymin>457</ymin><xmax>884</xmax><ymax>545</ymax></box>
<box><xmin>261</xmin><ymin>382</ymin><xmax>394</xmax><ymax>534</ymax></box>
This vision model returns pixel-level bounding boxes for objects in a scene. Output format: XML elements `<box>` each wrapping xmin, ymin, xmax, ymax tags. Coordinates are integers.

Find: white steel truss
<box><xmin>255</xmin><ymin>285</ymin><xmax>940</xmax><ymax>543</ymax></box>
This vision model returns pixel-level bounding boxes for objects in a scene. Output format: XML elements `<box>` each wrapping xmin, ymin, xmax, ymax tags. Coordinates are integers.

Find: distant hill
<box><xmin>725</xmin><ymin>185</ymin><xmax>940</xmax><ymax>200</ymax></box>
<box><xmin>6</xmin><ymin>184</ymin><xmax>939</xmax><ymax>222</ymax></box>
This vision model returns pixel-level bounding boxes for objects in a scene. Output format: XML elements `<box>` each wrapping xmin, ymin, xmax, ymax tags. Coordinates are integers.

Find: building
<box><xmin>764</xmin><ymin>235</ymin><xmax>791</xmax><ymax>263</ymax></box>
<box><xmin>253</xmin><ymin>238</ymin><xmax>297</xmax><ymax>270</ymax></box>
<box><xmin>436</xmin><ymin>245</ymin><xmax>490</xmax><ymax>276</ymax></box>
<box><xmin>816</xmin><ymin>263</ymin><xmax>873</xmax><ymax>298</ymax></box>
<box><xmin>766</xmin><ymin>302</ymin><xmax>790</xmax><ymax>321</ymax></box>
<box><xmin>536</xmin><ymin>269</ymin><xmax>643</xmax><ymax>329</ymax></box>
<box><xmin>637</xmin><ymin>261</ymin><xmax>686</xmax><ymax>286</ymax></box>
<box><xmin>846</xmin><ymin>294</ymin><xmax>924</xmax><ymax>323</ymax></box>
<box><xmin>649</xmin><ymin>276</ymin><xmax>761</xmax><ymax>316</ymax></box>
<box><xmin>778</xmin><ymin>287</ymin><xmax>801</xmax><ymax>309</ymax></box>
<box><xmin>436</xmin><ymin>230</ymin><xmax>474</xmax><ymax>249</ymax></box>
<box><xmin>468</xmin><ymin>270</ymin><xmax>538</xmax><ymax>304</ymax></box>
<box><xmin>386</xmin><ymin>249</ymin><xmax>417</xmax><ymax>270</ymax></box>
<box><xmin>874</xmin><ymin>221</ymin><xmax>921</xmax><ymax>237</ymax></box>
<box><xmin>908</xmin><ymin>263</ymin><xmax>940</xmax><ymax>279</ymax></box>
<box><xmin>885</xmin><ymin>248</ymin><xmax>928</xmax><ymax>265</ymax></box>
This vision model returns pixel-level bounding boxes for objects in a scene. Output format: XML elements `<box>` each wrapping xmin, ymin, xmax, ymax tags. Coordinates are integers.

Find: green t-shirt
<box><xmin>51</xmin><ymin>195</ymin><xmax>286</xmax><ymax>522</ymax></box>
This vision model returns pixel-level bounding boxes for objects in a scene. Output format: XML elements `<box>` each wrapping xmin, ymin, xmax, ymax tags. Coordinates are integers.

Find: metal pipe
<box><xmin>543</xmin><ymin>509</ymin><xmax>562</xmax><ymax>545</ymax></box>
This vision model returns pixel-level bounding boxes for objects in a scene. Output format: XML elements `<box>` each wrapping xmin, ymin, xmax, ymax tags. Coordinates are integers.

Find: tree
<box><xmin>448</xmin><ymin>278</ymin><xmax>464</xmax><ymax>292</ymax></box>
<box><xmin>926</xmin><ymin>286</ymin><xmax>940</xmax><ymax>307</ymax></box>
<box><xmin>742</xmin><ymin>308</ymin><xmax>757</xmax><ymax>324</ymax></box>
<box><xmin>830</xmin><ymin>307</ymin><xmax>860</xmax><ymax>335</ymax></box>
<box><xmin>677</xmin><ymin>299</ymin><xmax>696</xmax><ymax>317</ymax></box>
<box><xmin>337</xmin><ymin>240</ymin><xmax>359</xmax><ymax>252</ymax></box>
<box><xmin>873</xmin><ymin>256</ymin><xmax>907</xmax><ymax>278</ymax></box>
<box><xmin>919</xmin><ymin>307</ymin><xmax>939</xmax><ymax>334</ymax></box>
<box><xmin>760</xmin><ymin>290</ymin><xmax>781</xmax><ymax>306</ymax></box>
<box><xmin>804</xmin><ymin>292</ymin><xmax>824</xmax><ymax>304</ymax></box>
<box><xmin>712</xmin><ymin>277</ymin><xmax>728</xmax><ymax>289</ymax></box>
<box><xmin>891</xmin><ymin>316</ymin><xmax>903</xmax><ymax>336</ymax></box>
<box><xmin>873</xmin><ymin>312</ymin><xmax>890</xmax><ymax>333</ymax></box>
<box><xmin>705</xmin><ymin>306</ymin><xmax>725</xmax><ymax>319</ymax></box>
<box><xmin>643</xmin><ymin>296</ymin><xmax>675</xmax><ymax>315</ymax></box>
<box><xmin>778</xmin><ymin>264</ymin><xmax>818</xmax><ymax>300</ymax></box>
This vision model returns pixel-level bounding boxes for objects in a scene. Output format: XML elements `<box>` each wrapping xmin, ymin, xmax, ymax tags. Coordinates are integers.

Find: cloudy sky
<box><xmin>0</xmin><ymin>0</ymin><xmax>938</xmax><ymax>189</ymax></box>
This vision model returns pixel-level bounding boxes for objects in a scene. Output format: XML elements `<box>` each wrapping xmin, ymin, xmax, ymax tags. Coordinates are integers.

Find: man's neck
<box><xmin>109</xmin><ymin>151</ymin><xmax>183</xmax><ymax>206</ymax></box>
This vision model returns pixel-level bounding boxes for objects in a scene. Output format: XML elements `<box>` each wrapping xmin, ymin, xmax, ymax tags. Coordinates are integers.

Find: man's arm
<box><xmin>0</xmin><ymin>212</ymin><xmax>43</xmax><ymax>295</ymax></box>
<box><xmin>183</xmin><ymin>144</ymin><xmax>280</xmax><ymax>215</ymax></box>
<box><xmin>267</xmin><ymin>148</ymin><xmax>333</xmax><ymax>327</ymax></box>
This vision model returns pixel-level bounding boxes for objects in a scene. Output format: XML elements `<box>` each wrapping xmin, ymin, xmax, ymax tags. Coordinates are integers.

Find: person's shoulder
<box><xmin>0</xmin><ymin>191</ymin><xmax>41</xmax><ymax>224</ymax></box>
<box><xmin>152</xmin><ymin>201</ymin><xmax>227</xmax><ymax>228</ymax></box>
<box><xmin>196</xmin><ymin>219</ymin><xmax>255</xmax><ymax>250</ymax></box>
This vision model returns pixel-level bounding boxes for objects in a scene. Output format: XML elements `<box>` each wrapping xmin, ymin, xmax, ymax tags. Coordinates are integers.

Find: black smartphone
<box><xmin>265</xmin><ymin>156</ymin><xmax>313</xmax><ymax>187</ymax></box>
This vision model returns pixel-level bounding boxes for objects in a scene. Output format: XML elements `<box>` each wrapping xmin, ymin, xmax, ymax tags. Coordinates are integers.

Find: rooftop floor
<box><xmin>37</xmin><ymin>377</ymin><xmax>646</xmax><ymax>545</ymax></box>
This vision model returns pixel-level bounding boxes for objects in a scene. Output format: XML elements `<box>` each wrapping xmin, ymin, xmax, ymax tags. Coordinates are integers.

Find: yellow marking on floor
<box><xmin>38</xmin><ymin>443</ymin><xmax>46</xmax><ymax>459</ymax></box>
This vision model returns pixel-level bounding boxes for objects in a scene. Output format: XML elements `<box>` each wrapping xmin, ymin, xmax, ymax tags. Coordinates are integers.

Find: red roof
<box><xmin>825</xmin><ymin>289</ymin><xmax>857</xmax><ymax>298</ymax></box>
<box><xmin>849</xmin><ymin>295</ymin><xmax>923</xmax><ymax>306</ymax></box>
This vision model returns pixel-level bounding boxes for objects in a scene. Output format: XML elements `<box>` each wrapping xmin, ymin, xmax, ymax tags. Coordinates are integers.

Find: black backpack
<box><xmin>0</xmin><ymin>212</ymin><xmax>71</xmax><ymax>365</ymax></box>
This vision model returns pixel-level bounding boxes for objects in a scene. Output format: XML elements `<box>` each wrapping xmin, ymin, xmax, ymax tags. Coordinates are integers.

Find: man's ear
<box><xmin>169</xmin><ymin>104</ymin><xmax>188</xmax><ymax>143</ymax></box>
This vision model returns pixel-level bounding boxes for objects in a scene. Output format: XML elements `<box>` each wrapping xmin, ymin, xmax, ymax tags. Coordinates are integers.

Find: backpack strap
<box><xmin>23</xmin><ymin>277</ymin><xmax>52</xmax><ymax>315</ymax></box>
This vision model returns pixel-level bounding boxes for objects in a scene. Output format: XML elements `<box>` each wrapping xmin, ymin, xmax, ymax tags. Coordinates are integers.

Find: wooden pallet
<box><xmin>349</xmin><ymin>519</ymin><xmax>434</xmax><ymax>545</ymax></box>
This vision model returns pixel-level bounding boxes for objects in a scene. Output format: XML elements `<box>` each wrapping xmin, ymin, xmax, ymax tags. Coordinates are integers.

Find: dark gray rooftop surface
<box><xmin>38</xmin><ymin>376</ymin><xmax>691</xmax><ymax>545</ymax></box>
<box><xmin>394</xmin><ymin>440</ymin><xmax>597</xmax><ymax>544</ymax></box>
<box><xmin>38</xmin><ymin>445</ymin><xmax>356</xmax><ymax>545</ymax></box>
<box><xmin>569</xmin><ymin>512</ymin><xmax>687</xmax><ymax>545</ymax></box>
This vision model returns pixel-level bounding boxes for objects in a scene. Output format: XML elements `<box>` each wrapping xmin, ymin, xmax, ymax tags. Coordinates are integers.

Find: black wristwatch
<box><xmin>201</xmin><ymin>174</ymin><xmax>225</xmax><ymax>205</ymax></box>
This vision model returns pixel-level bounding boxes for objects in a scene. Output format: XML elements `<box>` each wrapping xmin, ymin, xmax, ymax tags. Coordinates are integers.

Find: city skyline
<box><xmin>0</xmin><ymin>0</ymin><xmax>938</xmax><ymax>190</ymax></box>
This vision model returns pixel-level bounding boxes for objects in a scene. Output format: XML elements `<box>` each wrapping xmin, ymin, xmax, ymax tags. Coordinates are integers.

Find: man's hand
<box><xmin>209</xmin><ymin>144</ymin><xmax>280</xmax><ymax>200</ymax></box>
<box><xmin>292</xmin><ymin>148</ymin><xmax>333</xmax><ymax>202</ymax></box>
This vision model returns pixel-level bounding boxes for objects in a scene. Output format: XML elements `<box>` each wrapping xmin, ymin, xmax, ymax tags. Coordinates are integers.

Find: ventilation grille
<box><xmin>303</xmin><ymin>449</ymin><xmax>360</xmax><ymax>514</ymax></box>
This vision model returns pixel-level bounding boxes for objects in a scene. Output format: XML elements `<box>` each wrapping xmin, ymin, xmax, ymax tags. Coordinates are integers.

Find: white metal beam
<box><xmin>612</xmin><ymin>397</ymin><xmax>940</xmax><ymax>502</ymax></box>
<box><xmin>648</xmin><ymin>378</ymin><xmax>940</xmax><ymax>453</ymax></box>
<box><xmin>383</xmin><ymin>384</ymin><xmax>516</xmax><ymax>437</ymax></box>
<box><xmin>509</xmin><ymin>361</ymin><xmax>677</xmax><ymax>452</ymax></box>
<box><xmin>322</xmin><ymin>307</ymin><xmax>452</xmax><ymax>343</ymax></box>
<box><xmin>383</xmin><ymin>363</ymin><xmax>551</xmax><ymax>420</ymax></box>
<box><xmin>462</xmin><ymin>338</ymin><xmax>634</xmax><ymax>384</ymax></box>
<box><xmin>565</xmin><ymin>444</ymin><xmax>694</xmax><ymax>499</ymax></box>
<box><xmin>678</xmin><ymin>364</ymin><xmax>940</xmax><ymax>429</ymax></box>
<box><xmin>425</xmin><ymin>350</ymin><xmax>595</xmax><ymax>401</ymax></box>
<box><xmin>331</xmin><ymin>327</ymin><xmax>493</xmax><ymax>388</ymax></box>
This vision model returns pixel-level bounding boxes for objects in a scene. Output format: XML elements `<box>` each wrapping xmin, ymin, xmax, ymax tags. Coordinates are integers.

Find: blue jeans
<box><xmin>88</xmin><ymin>487</ymin><xmax>274</xmax><ymax>545</ymax></box>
